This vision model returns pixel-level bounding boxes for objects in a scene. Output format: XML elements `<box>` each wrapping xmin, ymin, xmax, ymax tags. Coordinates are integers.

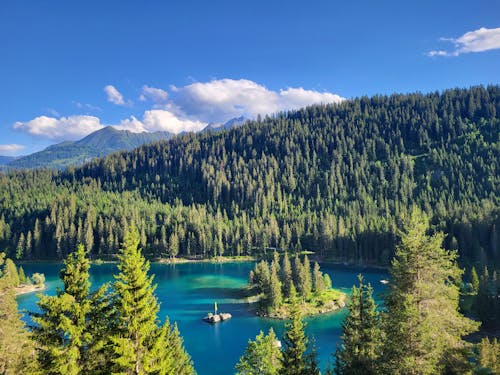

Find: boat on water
<box><xmin>380</xmin><ymin>279</ymin><xmax>389</xmax><ymax>284</ymax></box>
<box><xmin>203</xmin><ymin>302</ymin><xmax>232</xmax><ymax>323</ymax></box>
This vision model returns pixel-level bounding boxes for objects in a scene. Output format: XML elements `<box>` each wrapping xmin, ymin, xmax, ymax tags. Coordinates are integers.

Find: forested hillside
<box><xmin>6</xmin><ymin>126</ymin><xmax>173</xmax><ymax>169</ymax></box>
<box><xmin>0</xmin><ymin>86</ymin><xmax>498</xmax><ymax>265</ymax></box>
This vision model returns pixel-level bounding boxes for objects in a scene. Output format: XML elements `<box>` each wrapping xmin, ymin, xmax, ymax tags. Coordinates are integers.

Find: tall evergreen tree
<box><xmin>279</xmin><ymin>299</ymin><xmax>309</xmax><ymax>375</ymax></box>
<box><xmin>470</xmin><ymin>266</ymin><xmax>479</xmax><ymax>294</ymax></box>
<box><xmin>32</xmin><ymin>244</ymin><xmax>92</xmax><ymax>375</ymax></box>
<box><xmin>236</xmin><ymin>328</ymin><xmax>282</xmax><ymax>375</ymax></box>
<box><xmin>110</xmin><ymin>227</ymin><xmax>194</xmax><ymax>375</ymax></box>
<box><xmin>281</xmin><ymin>253</ymin><xmax>293</xmax><ymax>299</ymax></box>
<box><xmin>0</xmin><ymin>253</ymin><xmax>37</xmax><ymax>374</ymax></box>
<box><xmin>333</xmin><ymin>274</ymin><xmax>379</xmax><ymax>375</ymax></box>
<box><xmin>381</xmin><ymin>208</ymin><xmax>479</xmax><ymax>375</ymax></box>
<box><xmin>268</xmin><ymin>260</ymin><xmax>283</xmax><ymax>312</ymax></box>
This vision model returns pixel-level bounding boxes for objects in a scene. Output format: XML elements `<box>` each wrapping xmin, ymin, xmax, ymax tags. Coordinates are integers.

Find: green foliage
<box><xmin>473</xmin><ymin>266</ymin><xmax>500</xmax><ymax>330</ymax></box>
<box><xmin>110</xmin><ymin>227</ymin><xmax>194</xmax><ymax>374</ymax></box>
<box><xmin>279</xmin><ymin>300</ymin><xmax>314</xmax><ymax>375</ymax></box>
<box><xmin>250</xmin><ymin>254</ymin><xmax>338</xmax><ymax>316</ymax></box>
<box><xmin>381</xmin><ymin>208</ymin><xmax>479</xmax><ymax>375</ymax></box>
<box><xmin>32</xmin><ymin>272</ymin><xmax>45</xmax><ymax>286</ymax></box>
<box><xmin>334</xmin><ymin>275</ymin><xmax>380</xmax><ymax>375</ymax></box>
<box><xmin>32</xmin><ymin>244</ymin><xmax>92</xmax><ymax>375</ymax></box>
<box><xmin>0</xmin><ymin>253</ymin><xmax>37</xmax><ymax>374</ymax></box>
<box><xmin>4</xmin><ymin>257</ymin><xmax>19</xmax><ymax>286</ymax></box>
<box><xmin>470</xmin><ymin>266</ymin><xmax>480</xmax><ymax>294</ymax></box>
<box><xmin>475</xmin><ymin>337</ymin><xmax>500</xmax><ymax>374</ymax></box>
<box><xmin>18</xmin><ymin>265</ymin><xmax>27</xmax><ymax>284</ymax></box>
<box><xmin>0</xmin><ymin>87</ymin><xmax>498</xmax><ymax>267</ymax></box>
<box><xmin>236</xmin><ymin>328</ymin><xmax>283</xmax><ymax>375</ymax></box>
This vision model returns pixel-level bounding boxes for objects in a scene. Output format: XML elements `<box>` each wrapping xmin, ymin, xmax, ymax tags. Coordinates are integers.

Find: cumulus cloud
<box><xmin>427</xmin><ymin>27</ymin><xmax>500</xmax><ymax>57</ymax></box>
<box><xmin>170</xmin><ymin>78</ymin><xmax>343</xmax><ymax>123</ymax></box>
<box><xmin>141</xmin><ymin>110</ymin><xmax>205</xmax><ymax>133</ymax></box>
<box><xmin>14</xmin><ymin>78</ymin><xmax>344</xmax><ymax>139</ymax></box>
<box><xmin>104</xmin><ymin>85</ymin><xmax>130</xmax><ymax>105</ymax></box>
<box><xmin>0</xmin><ymin>144</ymin><xmax>25</xmax><ymax>155</ymax></box>
<box><xmin>13</xmin><ymin>115</ymin><xmax>105</xmax><ymax>141</ymax></box>
<box><xmin>139</xmin><ymin>85</ymin><xmax>169</xmax><ymax>103</ymax></box>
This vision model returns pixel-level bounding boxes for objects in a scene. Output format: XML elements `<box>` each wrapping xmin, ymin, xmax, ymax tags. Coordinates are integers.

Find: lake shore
<box><xmin>14</xmin><ymin>284</ymin><xmax>45</xmax><ymax>295</ymax></box>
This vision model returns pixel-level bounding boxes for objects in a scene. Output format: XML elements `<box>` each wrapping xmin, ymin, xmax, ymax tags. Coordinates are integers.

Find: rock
<box><xmin>219</xmin><ymin>313</ymin><xmax>232</xmax><ymax>321</ymax></box>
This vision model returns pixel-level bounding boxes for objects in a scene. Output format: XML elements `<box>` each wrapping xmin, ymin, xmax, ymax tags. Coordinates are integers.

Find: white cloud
<box><xmin>0</xmin><ymin>144</ymin><xmax>25</xmax><ymax>155</ymax></box>
<box><xmin>142</xmin><ymin>110</ymin><xmax>205</xmax><ymax>133</ymax></box>
<box><xmin>14</xmin><ymin>78</ymin><xmax>344</xmax><ymax>140</ymax></box>
<box><xmin>427</xmin><ymin>27</ymin><xmax>500</xmax><ymax>57</ymax></box>
<box><xmin>13</xmin><ymin>115</ymin><xmax>105</xmax><ymax>141</ymax></box>
<box><xmin>104</xmin><ymin>85</ymin><xmax>130</xmax><ymax>106</ymax></box>
<box><xmin>113</xmin><ymin>116</ymin><xmax>148</xmax><ymax>133</ymax></box>
<box><xmin>170</xmin><ymin>78</ymin><xmax>344</xmax><ymax>123</ymax></box>
<box><xmin>139</xmin><ymin>85</ymin><xmax>169</xmax><ymax>103</ymax></box>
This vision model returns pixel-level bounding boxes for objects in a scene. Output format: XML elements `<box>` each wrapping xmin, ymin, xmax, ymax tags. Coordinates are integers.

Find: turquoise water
<box><xmin>17</xmin><ymin>262</ymin><xmax>388</xmax><ymax>375</ymax></box>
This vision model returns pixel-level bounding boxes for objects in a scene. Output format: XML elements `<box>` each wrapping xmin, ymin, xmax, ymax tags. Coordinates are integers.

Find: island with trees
<box><xmin>247</xmin><ymin>252</ymin><xmax>346</xmax><ymax>318</ymax></box>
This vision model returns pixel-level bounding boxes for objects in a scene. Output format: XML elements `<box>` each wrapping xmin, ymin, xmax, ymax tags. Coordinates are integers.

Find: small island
<box><xmin>203</xmin><ymin>302</ymin><xmax>232</xmax><ymax>323</ymax></box>
<box><xmin>246</xmin><ymin>253</ymin><xmax>346</xmax><ymax>319</ymax></box>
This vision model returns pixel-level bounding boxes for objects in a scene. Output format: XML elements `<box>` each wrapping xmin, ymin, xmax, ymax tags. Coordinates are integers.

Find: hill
<box><xmin>0</xmin><ymin>86</ymin><xmax>498</xmax><ymax>266</ymax></box>
<box><xmin>6</xmin><ymin>127</ymin><xmax>173</xmax><ymax>169</ymax></box>
<box><xmin>0</xmin><ymin>156</ymin><xmax>18</xmax><ymax>165</ymax></box>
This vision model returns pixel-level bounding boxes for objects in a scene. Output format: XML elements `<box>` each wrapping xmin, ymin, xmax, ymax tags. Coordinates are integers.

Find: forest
<box><xmin>0</xmin><ymin>86</ymin><xmax>498</xmax><ymax>268</ymax></box>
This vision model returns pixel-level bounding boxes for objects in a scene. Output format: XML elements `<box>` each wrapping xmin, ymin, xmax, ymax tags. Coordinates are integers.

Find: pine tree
<box><xmin>0</xmin><ymin>253</ymin><xmax>37</xmax><ymax>374</ymax></box>
<box><xmin>381</xmin><ymin>208</ymin><xmax>479</xmax><ymax>375</ymax></box>
<box><xmin>302</xmin><ymin>256</ymin><xmax>312</xmax><ymax>299</ymax></box>
<box><xmin>268</xmin><ymin>260</ymin><xmax>283</xmax><ymax>312</ymax></box>
<box><xmin>32</xmin><ymin>244</ymin><xmax>92</xmax><ymax>375</ymax></box>
<box><xmin>281</xmin><ymin>253</ymin><xmax>293</xmax><ymax>299</ymax></box>
<box><xmin>476</xmin><ymin>337</ymin><xmax>500</xmax><ymax>374</ymax></box>
<box><xmin>333</xmin><ymin>274</ymin><xmax>379</xmax><ymax>375</ymax></box>
<box><xmin>279</xmin><ymin>299</ymin><xmax>308</xmax><ymax>375</ymax></box>
<box><xmin>312</xmin><ymin>262</ymin><xmax>325</xmax><ymax>294</ymax></box>
<box><xmin>236</xmin><ymin>328</ymin><xmax>282</xmax><ymax>375</ymax></box>
<box><xmin>4</xmin><ymin>258</ymin><xmax>20</xmax><ymax>286</ymax></box>
<box><xmin>18</xmin><ymin>265</ymin><xmax>27</xmax><ymax>284</ymax></box>
<box><xmin>470</xmin><ymin>266</ymin><xmax>479</xmax><ymax>294</ymax></box>
<box><xmin>110</xmin><ymin>227</ymin><xmax>194</xmax><ymax>375</ymax></box>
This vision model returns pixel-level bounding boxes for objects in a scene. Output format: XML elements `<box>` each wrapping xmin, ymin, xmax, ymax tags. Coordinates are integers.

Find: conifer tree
<box><xmin>236</xmin><ymin>328</ymin><xmax>282</xmax><ymax>375</ymax></box>
<box><xmin>32</xmin><ymin>244</ymin><xmax>92</xmax><ymax>375</ymax></box>
<box><xmin>281</xmin><ymin>253</ymin><xmax>293</xmax><ymax>298</ymax></box>
<box><xmin>279</xmin><ymin>299</ymin><xmax>309</xmax><ymax>375</ymax></box>
<box><xmin>333</xmin><ymin>275</ymin><xmax>379</xmax><ymax>375</ymax></box>
<box><xmin>476</xmin><ymin>337</ymin><xmax>500</xmax><ymax>374</ymax></box>
<box><xmin>312</xmin><ymin>262</ymin><xmax>325</xmax><ymax>294</ymax></box>
<box><xmin>110</xmin><ymin>227</ymin><xmax>194</xmax><ymax>375</ymax></box>
<box><xmin>302</xmin><ymin>256</ymin><xmax>312</xmax><ymax>299</ymax></box>
<box><xmin>3</xmin><ymin>258</ymin><xmax>19</xmax><ymax>286</ymax></box>
<box><xmin>381</xmin><ymin>208</ymin><xmax>479</xmax><ymax>375</ymax></box>
<box><xmin>470</xmin><ymin>266</ymin><xmax>479</xmax><ymax>294</ymax></box>
<box><xmin>0</xmin><ymin>253</ymin><xmax>37</xmax><ymax>374</ymax></box>
<box><xmin>18</xmin><ymin>265</ymin><xmax>27</xmax><ymax>284</ymax></box>
<box><xmin>268</xmin><ymin>260</ymin><xmax>283</xmax><ymax>311</ymax></box>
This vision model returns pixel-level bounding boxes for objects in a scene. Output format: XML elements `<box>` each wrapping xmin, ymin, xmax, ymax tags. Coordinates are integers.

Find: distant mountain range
<box><xmin>201</xmin><ymin>116</ymin><xmax>248</xmax><ymax>132</ymax></box>
<box><xmin>4</xmin><ymin>127</ymin><xmax>173</xmax><ymax>170</ymax></box>
<box><xmin>1</xmin><ymin>117</ymin><xmax>248</xmax><ymax>170</ymax></box>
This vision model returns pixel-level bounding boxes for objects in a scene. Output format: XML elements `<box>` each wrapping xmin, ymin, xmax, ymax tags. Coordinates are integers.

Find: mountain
<box><xmin>7</xmin><ymin>126</ymin><xmax>173</xmax><ymax>169</ymax></box>
<box><xmin>202</xmin><ymin>116</ymin><xmax>248</xmax><ymax>132</ymax></box>
<box><xmin>0</xmin><ymin>156</ymin><xmax>18</xmax><ymax>165</ymax></box>
<box><xmin>0</xmin><ymin>86</ymin><xmax>498</xmax><ymax>266</ymax></box>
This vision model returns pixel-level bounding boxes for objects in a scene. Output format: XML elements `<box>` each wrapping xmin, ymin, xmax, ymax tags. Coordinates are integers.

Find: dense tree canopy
<box><xmin>0</xmin><ymin>86</ymin><xmax>498</xmax><ymax>267</ymax></box>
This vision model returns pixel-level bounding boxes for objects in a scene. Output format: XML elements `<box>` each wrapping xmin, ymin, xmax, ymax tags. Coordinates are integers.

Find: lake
<box><xmin>17</xmin><ymin>261</ymin><xmax>388</xmax><ymax>375</ymax></box>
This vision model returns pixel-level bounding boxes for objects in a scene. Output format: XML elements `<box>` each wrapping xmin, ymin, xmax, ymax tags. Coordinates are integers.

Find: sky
<box><xmin>0</xmin><ymin>0</ymin><xmax>499</xmax><ymax>155</ymax></box>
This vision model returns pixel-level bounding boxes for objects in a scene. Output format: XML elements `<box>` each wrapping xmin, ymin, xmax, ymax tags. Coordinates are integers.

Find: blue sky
<box><xmin>0</xmin><ymin>0</ymin><xmax>499</xmax><ymax>155</ymax></box>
